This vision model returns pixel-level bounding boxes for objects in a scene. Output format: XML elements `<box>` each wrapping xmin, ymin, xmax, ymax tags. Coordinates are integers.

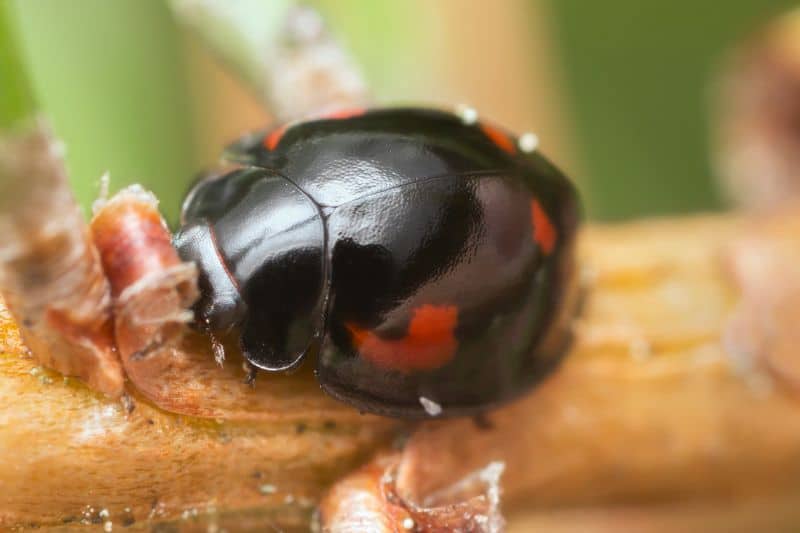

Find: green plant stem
<box><xmin>169</xmin><ymin>0</ymin><xmax>368</xmax><ymax>120</ymax></box>
<box><xmin>169</xmin><ymin>0</ymin><xmax>292</xmax><ymax>101</ymax></box>
<box><xmin>0</xmin><ymin>2</ymin><xmax>37</xmax><ymax>130</ymax></box>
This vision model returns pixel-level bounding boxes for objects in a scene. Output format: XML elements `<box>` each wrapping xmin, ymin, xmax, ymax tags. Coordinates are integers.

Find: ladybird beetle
<box><xmin>174</xmin><ymin>107</ymin><xmax>580</xmax><ymax>418</ymax></box>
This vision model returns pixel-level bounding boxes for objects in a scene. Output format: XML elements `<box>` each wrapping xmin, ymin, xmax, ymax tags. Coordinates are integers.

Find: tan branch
<box><xmin>2</xmin><ymin>208</ymin><xmax>800</xmax><ymax>529</ymax></box>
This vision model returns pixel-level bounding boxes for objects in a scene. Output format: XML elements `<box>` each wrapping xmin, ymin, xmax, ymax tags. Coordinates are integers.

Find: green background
<box><xmin>6</xmin><ymin>0</ymin><xmax>798</xmax><ymax>221</ymax></box>
<box><xmin>547</xmin><ymin>0</ymin><xmax>796</xmax><ymax>219</ymax></box>
<box><xmin>11</xmin><ymin>1</ymin><xmax>194</xmax><ymax>219</ymax></box>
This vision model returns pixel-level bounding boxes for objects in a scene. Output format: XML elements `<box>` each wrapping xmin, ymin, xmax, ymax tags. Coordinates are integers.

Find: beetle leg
<box><xmin>471</xmin><ymin>413</ymin><xmax>495</xmax><ymax>431</ymax></box>
<box><xmin>243</xmin><ymin>360</ymin><xmax>258</xmax><ymax>387</ymax></box>
<box><xmin>199</xmin><ymin>317</ymin><xmax>227</xmax><ymax>366</ymax></box>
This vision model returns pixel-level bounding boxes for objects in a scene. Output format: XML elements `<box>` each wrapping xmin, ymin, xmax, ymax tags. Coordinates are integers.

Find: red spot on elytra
<box><xmin>481</xmin><ymin>123</ymin><xmax>516</xmax><ymax>154</ymax></box>
<box><xmin>345</xmin><ymin>305</ymin><xmax>459</xmax><ymax>372</ymax></box>
<box><xmin>318</xmin><ymin>107</ymin><xmax>366</xmax><ymax>121</ymax></box>
<box><xmin>263</xmin><ymin>109</ymin><xmax>365</xmax><ymax>150</ymax></box>
<box><xmin>263</xmin><ymin>123</ymin><xmax>289</xmax><ymax>150</ymax></box>
<box><xmin>531</xmin><ymin>199</ymin><xmax>557</xmax><ymax>255</ymax></box>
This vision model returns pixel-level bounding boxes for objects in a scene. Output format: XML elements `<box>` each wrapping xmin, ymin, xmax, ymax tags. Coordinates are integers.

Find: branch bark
<box><xmin>3</xmin><ymin>209</ymin><xmax>800</xmax><ymax>530</ymax></box>
<box><xmin>0</xmin><ymin>123</ymin><xmax>123</xmax><ymax>397</ymax></box>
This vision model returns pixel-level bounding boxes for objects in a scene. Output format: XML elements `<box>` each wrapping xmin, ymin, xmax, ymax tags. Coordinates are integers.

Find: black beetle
<box><xmin>174</xmin><ymin>107</ymin><xmax>580</xmax><ymax>418</ymax></box>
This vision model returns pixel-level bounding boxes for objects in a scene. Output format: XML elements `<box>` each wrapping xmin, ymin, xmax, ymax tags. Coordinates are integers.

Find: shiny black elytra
<box><xmin>174</xmin><ymin>107</ymin><xmax>580</xmax><ymax>418</ymax></box>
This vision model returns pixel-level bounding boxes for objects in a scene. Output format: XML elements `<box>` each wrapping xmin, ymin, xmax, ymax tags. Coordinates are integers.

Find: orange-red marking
<box><xmin>531</xmin><ymin>199</ymin><xmax>557</xmax><ymax>255</ymax></box>
<box><xmin>318</xmin><ymin>107</ymin><xmax>366</xmax><ymax>121</ymax></box>
<box><xmin>481</xmin><ymin>123</ymin><xmax>516</xmax><ymax>155</ymax></box>
<box><xmin>263</xmin><ymin>109</ymin><xmax>365</xmax><ymax>150</ymax></box>
<box><xmin>263</xmin><ymin>123</ymin><xmax>289</xmax><ymax>150</ymax></box>
<box><xmin>345</xmin><ymin>304</ymin><xmax>459</xmax><ymax>372</ymax></box>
